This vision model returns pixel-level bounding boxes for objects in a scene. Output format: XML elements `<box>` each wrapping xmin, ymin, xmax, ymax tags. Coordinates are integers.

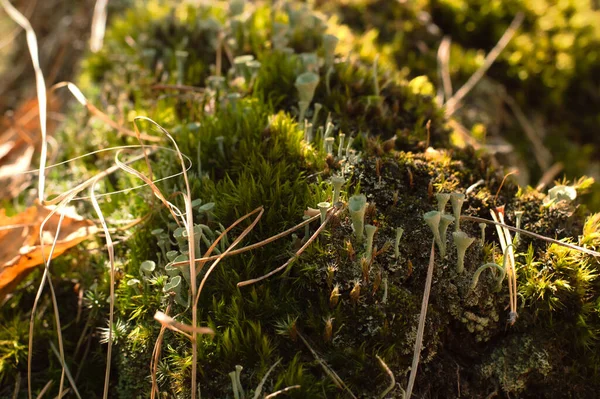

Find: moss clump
<box><xmin>4</xmin><ymin>1</ymin><xmax>600</xmax><ymax>398</ymax></box>
<box><xmin>323</xmin><ymin>0</ymin><xmax>600</xmax><ymax>207</ymax></box>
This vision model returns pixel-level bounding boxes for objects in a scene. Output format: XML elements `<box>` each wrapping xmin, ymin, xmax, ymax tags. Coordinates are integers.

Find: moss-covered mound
<box><xmin>322</xmin><ymin>0</ymin><xmax>600</xmax><ymax>198</ymax></box>
<box><xmin>2</xmin><ymin>1</ymin><xmax>600</xmax><ymax>398</ymax></box>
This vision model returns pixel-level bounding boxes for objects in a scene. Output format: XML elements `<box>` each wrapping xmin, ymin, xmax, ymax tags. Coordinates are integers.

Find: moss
<box><xmin>4</xmin><ymin>0</ymin><xmax>600</xmax><ymax>398</ymax></box>
<box><xmin>479</xmin><ymin>335</ymin><xmax>552</xmax><ymax>396</ymax></box>
<box><xmin>322</xmin><ymin>0</ymin><xmax>600</xmax><ymax>209</ymax></box>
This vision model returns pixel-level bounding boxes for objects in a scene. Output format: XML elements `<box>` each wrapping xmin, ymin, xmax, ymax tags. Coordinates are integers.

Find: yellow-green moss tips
<box><xmin>329</xmin><ymin>284</ymin><xmax>340</xmax><ymax>308</ymax></box>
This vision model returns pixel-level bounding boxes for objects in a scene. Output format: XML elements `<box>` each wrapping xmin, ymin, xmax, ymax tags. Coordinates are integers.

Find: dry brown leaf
<box><xmin>0</xmin><ymin>201</ymin><xmax>96</xmax><ymax>300</ymax></box>
<box><xmin>0</xmin><ymin>96</ymin><xmax>61</xmax><ymax>199</ymax></box>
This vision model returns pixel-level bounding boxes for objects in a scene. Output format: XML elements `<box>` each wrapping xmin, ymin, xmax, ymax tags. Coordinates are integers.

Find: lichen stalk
<box><xmin>435</xmin><ymin>193</ymin><xmax>451</xmax><ymax>214</ymax></box>
<box><xmin>349</xmin><ymin>194</ymin><xmax>368</xmax><ymax>243</ymax></box>
<box><xmin>423</xmin><ymin>211</ymin><xmax>442</xmax><ymax>254</ymax></box>
<box><xmin>452</xmin><ymin>231</ymin><xmax>475</xmax><ymax>273</ymax></box>
<box><xmin>331</xmin><ymin>176</ymin><xmax>345</xmax><ymax>205</ymax></box>
<box><xmin>450</xmin><ymin>193</ymin><xmax>465</xmax><ymax>231</ymax></box>
<box><xmin>394</xmin><ymin>227</ymin><xmax>404</xmax><ymax>258</ymax></box>
<box><xmin>439</xmin><ymin>214</ymin><xmax>455</xmax><ymax>257</ymax></box>
<box><xmin>365</xmin><ymin>224</ymin><xmax>377</xmax><ymax>260</ymax></box>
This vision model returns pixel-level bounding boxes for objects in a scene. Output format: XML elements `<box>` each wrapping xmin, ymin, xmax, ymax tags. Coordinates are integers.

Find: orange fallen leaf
<box><xmin>0</xmin><ymin>201</ymin><xmax>96</xmax><ymax>301</ymax></box>
<box><xmin>0</xmin><ymin>97</ymin><xmax>61</xmax><ymax>200</ymax></box>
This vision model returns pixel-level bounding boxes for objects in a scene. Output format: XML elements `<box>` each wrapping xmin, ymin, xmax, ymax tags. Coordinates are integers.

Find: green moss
<box><xmin>325</xmin><ymin>0</ymin><xmax>600</xmax><ymax>209</ymax></box>
<box><xmin>5</xmin><ymin>1</ymin><xmax>600</xmax><ymax>398</ymax></box>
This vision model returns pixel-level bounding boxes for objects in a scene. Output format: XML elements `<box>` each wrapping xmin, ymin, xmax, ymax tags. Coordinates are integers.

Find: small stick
<box><xmin>195</xmin><ymin>207</ymin><xmax>264</xmax><ymax>307</ymax></box>
<box><xmin>49</xmin><ymin>342</ymin><xmax>82</xmax><ymax>399</ymax></box>
<box><xmin>445</xmin><ymin>13</ymin><xmax>524</xmax><ymax>116</ymax></box>
<box><xmin>436</xmin><ymin>36</ymin><xmax>453</xmax><ymax>103</ymax></box>
<box><xmin>461</xmin><ymin>215</ymin><xmax>600</xmax><ymax>258</ymax></box>
<box><xmin>172</xmin><ymin>214</ymin><xmax>321</xmax><ymax>268</ymax></box>
<box><xmin>265</xmin><ymin>386</ymin><xmax>302</xmax><ymax>398</ymax></box>
<box><xmin>376</xmin><ymin>355</ymin><xmax>397</xmax><ymax>399</ymax></box>
<box><xmin>35</xmin><ymin>381</ymin><xmax>53</xmax><ymax>399</ymax></box>
<box><xmin>296</xmin><ymin>331</ymin><xmax>357</xmax><ymax>398</ymax></box>
<box><xmin>150</xmin><ymin>304</ymin><xmax>171</xmax><ymax>399</ymax></box>
<box><xmin>536</xmin><ymin>162</ymin><xmax>564</xmax><ymax>191</ymax></box>
<box><xmin>493</xmin><ymin>169</ymin><xmax>518</xmax><ymax>204</ymax></box>
<box><xmin>503</xmin><ymin>92</ymin><xmax>552</xmax><ymax>170</ymax></box>
<box><xmin>237</xmin><ymin>206</ymin><xmax>341</xmax><ymax>287</ymax></box>
<box><xmin>405</xmin><ymin>242</ymin><xmax>436</xmax><ymax>398</ymax></box>
<box><xmin>51</xmin><ymin>81</ymin><xmax>161</xmax><ymax>142</ymax></box>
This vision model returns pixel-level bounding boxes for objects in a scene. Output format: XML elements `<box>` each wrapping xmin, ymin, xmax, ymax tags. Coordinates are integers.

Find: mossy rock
<box><xmin>3</xmin><ymin>1</ymin><xmax>600</xmax><ymax>398</ymax></box>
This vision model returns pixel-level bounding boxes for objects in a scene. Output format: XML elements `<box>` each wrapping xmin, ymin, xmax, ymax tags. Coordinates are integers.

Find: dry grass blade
<box><xmin>171</xmin><ymin>214</ymin><xmax>320</xmax><ymax>268</ymax></box>
<box><xmin>23</xmin><ymin>149</ymin><xmax>155</xmax><ymax>397</ymax></box>
<box><xmin>89</xmin><ymin>178</ymin><xmax>115</xmax><ymax>399</ymax></box>
<box><xmin>493</xmin><ymin>170</ymin><xmax>518</xmax><ymax>204</ymax></box>
<box><xmin>49</xmin><ymin>341</ymin><xmax>82</xmax><ymax>399</ymax></box>
<box><xmin>11</xmin><ymin>373</ymin><xmax>20</xmax><ymax>399</ymax></box>
<box><xmin>253</xmin><ymin>359</ymin><xmax>281</xmax><ymax>399</ymax></box>
<box><xmin>237</xmin><ymin>207</ymin><xmax>338</xmax><ymax>287</ymax></box>
<box><xmin>53</xmin><ymin>82</ymin><xmax>161</xmax><ymax>142</ymax></box>
<box><xmin>90</xmin><ymin>0</ymin><xmax>108</xmax><ymax>53</ymax></box>
<box><xmin>461</xmin><ymin>215</ymin><xmax>600</xmax><ymax>258</ymax></box>
<box><xmin>34</xmin><ymin>380</ymin><xmax>53</xmax><ymax>399</ymax></box>
<box><xmin>436</xmin><ymin>36</ymin><xmax>452</xmax><ymax>104</ymax></box>
<box><xmin>195</xmin><ymin>207</ymin><xmax>264</xmax><ymax>307</ymax></box>
<box><xmin>131</xmin><ymin>116</ymin><xmax>199</xmax><ymax>399</ymax></box>
<box><xmin>70</xmin><ymin>146</ymin><xmax>190</xmax><ymax>202</ymax></box>
<box><xmin>42</xmin><ymin>151</ymin><xmax>150</xmax><ymax>206</ymax></box>
<box><xmin>264</xmin><ymin>385</ymin><xmax>301</xmax><ymax>398</ymax></box>
<box><xmin>29</xmin><ymin>200</ymin><xmax>74</xmax><ymax>399</ymax></box>
<box><xmin>536</xmin><ymin>162</ymin><xmax>564</xmax><ymax>191</ymax></box>
<box><xmin>114</xmin><ymin>149</ymin><xmax>184</xmax><ymax>227</ymax></box>
<box><xmin>150</xmin><ymin>304</ymin><xmax>171</xmax><ymax>399</ymax></box>
<box><xmin>0</xmin><ymin>0</ymin><xmax>48</xmax><ymax>202</ymax></box>
<box><xmin>376</xmin><ymin>355</ymin><xmax>397</xmax><ymax>399</ymax></box>
<box><xmin>502</xmin><ymin>92</ymin><xmax>552</xmax><ymax>171</ymax></box>
<box><xmin>297</xmin><ymin>331</ymin><xmax>357</xmax><ymax>398</ymax></box>
<box><xmin>494</xmin><ymin>209</ymin><xmax>518</xmax><ymax>323</ymax></box>
<box><xmin>153</xmin><ymin>311</ymin><xmax>214</xmax><ymax>338</ymax></box>
<box><xmin>444</xmin><ymin>12</ymin><xmax>524</xmax><ymax>116</ymax></box>
<box><xmin>405</xmin><ymin>241</ymin><xmax>435</xmax><ymax>398</ymax></box>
